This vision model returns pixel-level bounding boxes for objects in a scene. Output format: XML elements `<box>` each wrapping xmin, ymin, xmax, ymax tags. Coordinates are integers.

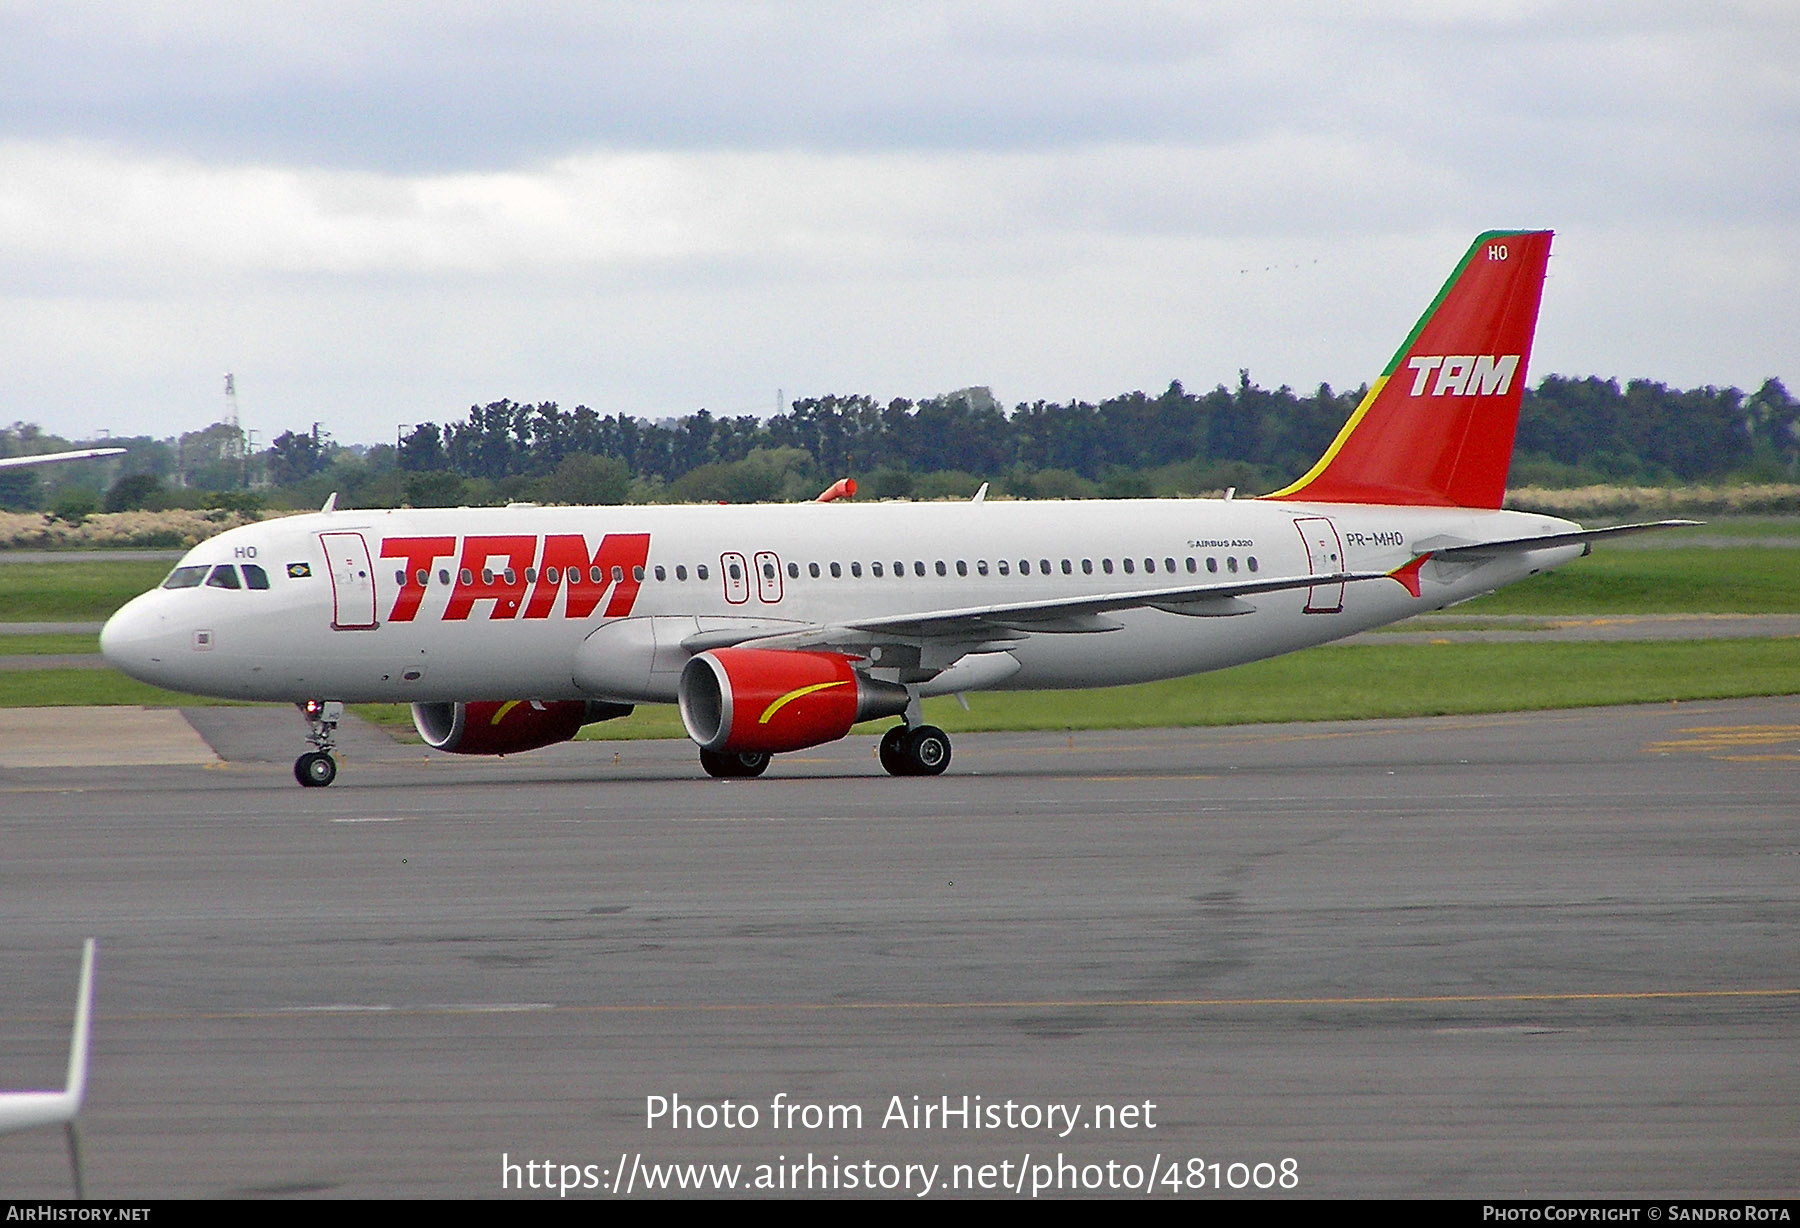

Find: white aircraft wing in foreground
<box><xmin>2</xmin><ymin>940</ymin><xmax>96</xmax><ymax>1197</ymax></box>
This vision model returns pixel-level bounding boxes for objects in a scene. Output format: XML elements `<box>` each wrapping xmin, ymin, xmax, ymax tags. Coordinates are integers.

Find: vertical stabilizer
<box><xmin>1266</xmin><ymin>230</ymin><xmax>1553</xmax><ymax>508</ymax></box>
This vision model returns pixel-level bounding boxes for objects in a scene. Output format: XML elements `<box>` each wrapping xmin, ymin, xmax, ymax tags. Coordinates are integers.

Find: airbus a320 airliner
<box><xmin>100</xmin><ymin>230</ymin><xmax>1682</xmax><ymax>785</ymax></box>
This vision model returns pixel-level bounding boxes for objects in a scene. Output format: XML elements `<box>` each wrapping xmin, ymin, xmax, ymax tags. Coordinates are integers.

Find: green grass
<box><xmin>0</xmin><ymin>668</ymin><xmax>250</xmax><ymax>708</ymax></box>
<box><xmin>334</xmin><ymin>638</ymin><xmax>1800</xmax><ymax>740</ymax></box>
<box><xmin>0</xmin><ymin>560</ymin><xmax>170</xmax><ymax>621</ymax></box>
<box><xmin>1659</xmin><ymin>517</ymin><xmax>1800</xmax><ymax>541</ymax></box>
<box><xmin>892</xmin><ymin>639</ymin><xmax>1800</xmax><ymax>733</ymax></box>
<box><xmin>1455</xmin><ymin>546</ymin><xmax>1800</xmax><ymax>614</ymax></box>
<box><xmin>0</xmin><ymin>633</ymin><xmax>102</xmax><ymax>654</ymax></box>
<box><xmin>5</xmin><ymin>541</ymin><xmax>1797</xmax><ymax>735</ymax></box>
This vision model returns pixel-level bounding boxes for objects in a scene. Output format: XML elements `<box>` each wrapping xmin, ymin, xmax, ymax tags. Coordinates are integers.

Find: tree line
<box><xmin>3</xmin><ymin>372</ymin><xmax>1794</xmax><ymax>515</ymax></box>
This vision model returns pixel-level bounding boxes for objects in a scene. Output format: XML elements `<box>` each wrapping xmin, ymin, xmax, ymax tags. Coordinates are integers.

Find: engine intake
<box><xmin>679</xmin><ymin>648</ymin><xmax>908</xmax><ymax>754</ymax></box>
<box><xmin>411</xmin><ymin>699</ymin><xmax>633</xmax><ymax>755</ymax></box>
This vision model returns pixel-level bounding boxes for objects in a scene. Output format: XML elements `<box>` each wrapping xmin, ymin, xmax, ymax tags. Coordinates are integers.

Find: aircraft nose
<box><xmin>100</xmin><ymin>593</ymin><xmax>174</xmax><ymax>682</ymax></box>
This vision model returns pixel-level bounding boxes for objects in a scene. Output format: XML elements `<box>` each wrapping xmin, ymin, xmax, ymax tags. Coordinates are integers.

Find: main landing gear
<box><xmin>699</xmin><ymin>748</ymin><xmax>771</xmax><ymax>778</ymax></box>
<box><xmin>295</xmin><ymin>699</ymin><xmax>342</xmax><ymax>787</ymax></box>
<box><xmin>879</xmin><ymin>723</ymin><xmax>952</xmax><ymax>776</ymax></box>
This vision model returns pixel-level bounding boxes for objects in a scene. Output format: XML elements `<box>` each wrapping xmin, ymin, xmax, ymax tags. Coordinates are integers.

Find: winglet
<box><xmin>815</xmin><ymin>478</ymin><xmax>856</xmax><ymax>503</ymax></box>
<box><xmin>0</xmin><ymin>939</ymin><xmax>96</xmax><ymax>1134</ymax></box>
<box><xmin>64</xmin><ymin>939</ymin><xmax>95</xmax><ymax>1110</ymax></box>
<box><xmin>1266</xmin><ymin>230</ymin><xmax>1553</xmax><ymax>508</ymax></box>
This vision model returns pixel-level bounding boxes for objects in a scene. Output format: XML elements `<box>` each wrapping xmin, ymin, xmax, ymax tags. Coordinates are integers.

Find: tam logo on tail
<box><xmin>1406</xmin><ymin>354</ymin><xmax>1520</xmax><ymax>398</ymax></box>
<box><xmin>1265</xmin><ymin>229</ymin><xmax>1553</xmax><ymax>509</ymax></box>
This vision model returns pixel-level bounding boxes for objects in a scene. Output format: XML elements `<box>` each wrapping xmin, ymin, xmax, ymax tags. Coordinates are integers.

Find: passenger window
<box><xmin>439</xmin><ymin>568</ymin><xmax>451</xmax><ymax>585</ymax></box>
<box><xmin>674</xmin><ymin>565</ymin><xmax>686</xmax><ymax>581</ymax></box>
<box><xmin>1164</xmin><ymin>557</ymin><xmax>1176</xmax><ymax>573</ymax></box>
<box><xmin>1247</xmin><ymin>557</ymin><xmax>1258</xmax><ymax>573</ymax></box>
<box><xmin>525</xmin><ymin>567</ymin><xmax>537</xmax><ymax>583</ymax></box>
<box><xmin>851</xmin><ymin>562</ymin><xmax>863</xmax><ymax>577</ymax></box>
<box><xmin>503</xmin><ymin>568</ymin><xmax>517</xmax><ymax>585</ymax></box>
<box><xmin>998</xmin><ymin>560</ymin><xmax>1010</xmax><ymax>576</ymax></box>
<box><xmin>1206</xmin><ymin>558</ymin><xmax>1218</xmax><ymax>574</ymax></box>
<box><xmin>633</xmin><ymin>566</ymin><xmax>645</xmax><ymax>582</ymax></box>
<box><xmin>914</xmin><ymin>561</ymin><xmax>926</xmax><ymax>577</ymax></box>
<box><xmin>697</xmin><ymin>564</ymin><xmax>709</xmax><ymax>581</ymax></box>
<box><xmin>590</xmin><ymin>566</ymin><xmax>604</xmax><ymax>583</ymax></box>
<box><xmin>761</xmin><ymin>561</ymin><xmax>775</xmax><ymax>580</ymax></box>
<box><xmin>655</xmin><ymin>566</ymin><xmax>666</xmax><ymax>581</ymax></box>
<box><xmin>1061</xmin><ymin>559</ymin><xmax>1072</xmax><ymax>574</ymax></box>
<box><xmin>809</xmin><ymin>562</ymin><xmax>820</xmax><ymax>578</ymax></box>
<box><xmin>935</xmin><ymin>561</ymin><xmax>947</xmax><ymax>577</ymax></box>
<box><xmin>613</xmin><ymin>566</ymin><xmax>626</xmax><ymax>583</ymax></box>
<box><xmin>1143</xmin><ymin>558</ymin><xmax>1155</xmax><ymax>574</ymax></box>
<box><xmin>460</xmin><ymin>568</ymin><xmax>474</xmax><ymax>585</ymax></box>
<box><xmin>1227</xmin><ymin>557</ymin><xmax>1239</xmax><ymax>573</ymax></box>
<box><xmin>830</xmin><ymin>562</ymin><xmax>842</xmax><ymax>578</ymax></box>
<box><xmin>1186</xmin><ymin>557</ymin><xmax>1197</xmax><ymax>574</ymax></box>
<box><xmin>871</xmin><ymin>561</ymin><xmax>883</xmax><ymax>577</ymax></box>
<box><xmin>976</xmin><ymin>561</ymin><xmax>988</xmax><ymax>576</ymax></box>
<box><xmin>789</xmin><ymin>561</ymin><xmax>800</xmax><ymax>579</ymax></box>
<box><xmin>1039</xmin><ymin>559</ymin><xmax>1051</xmax><ymax>575</ymax></box>
<box><xmin>393</xmin><ymin>569</ymin><xmax>406</xmax><ymax>586</ymax></box>
<box><xmin>1081</xmin><ymin>559</ymin><xmax>1092</xmax><ymax>574</ymax></box>
<box><xmin>545</xmin><ymin>567</ymin><xmax>561</xmax><ymax>585</ymax></box>
<box><xmin>729</xmin><ymin>562</ymin><xmax>742</xmax><ymax>580</ymax></box>
<box><xmin>206</xmin><ymin>565</ymin><xmax>241</xmax><ymax>589</ymax></box>
<box><xmin>1102</xmin><ymin>558</ymin><xmax>1113</xmax><ymax>574</ymax></box>
<box><xmin>243</xmin><ymin>564</ymin><xmax>271</xmax><ymax>590</ymax></box>
<box><xmin>162</xmin><ymin>566</ymin><xmax>208</xmax><ymax>589</ymax></box>
<box><xmin>1019</xmin><ymin>560</ymin><xmax>1031</xmax><ymax>575</ymax></box>
<box><xmin>482</xmin><ymin>568</ymin><xmax>495</xmax><ymax>585</ymax></box>
<box><xmin>1123</xmin><ymin>558</ymin><xmax>1135</xmax><ymax>574</ymax></box>
<box><xmin>956</xmin><ymin>560</ymin><xmax>967</xmax><ymax>577</ymax></box>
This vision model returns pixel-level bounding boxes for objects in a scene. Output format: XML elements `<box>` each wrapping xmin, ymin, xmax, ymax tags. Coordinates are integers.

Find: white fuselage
<box><xmin>100</xmin><ymin>498</ymin><xmax>1583</xmax><ymax>705</ymax></box>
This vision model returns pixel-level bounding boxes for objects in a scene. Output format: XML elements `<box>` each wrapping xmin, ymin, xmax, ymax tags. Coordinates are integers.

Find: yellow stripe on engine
<box><xmin>490</xmin><ymin>700</ymin><xmax>522</xmax><ymax>725</ymax></box>
<box><xmin>759</xmin><ymin>681</ymin><xmax>850</xmax><ymax>725</ymax></box>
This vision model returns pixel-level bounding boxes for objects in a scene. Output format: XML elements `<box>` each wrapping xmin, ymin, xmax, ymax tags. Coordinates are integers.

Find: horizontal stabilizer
<box><xmin>1420</xmin><ymin>520</ymin><xmax>1699</xmax><ymax>560</ymax></box>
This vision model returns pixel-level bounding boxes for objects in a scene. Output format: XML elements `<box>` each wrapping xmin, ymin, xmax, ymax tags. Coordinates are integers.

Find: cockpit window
<box><xmin>242</xmin><ymin>564</ymin><xmax>270</xmax><ymax>590</ymax></box>
<box><xmin>206</xmin><ymin>565</ymin><xmax>242</xmax><ymax>590</ymax></box>
<box><xmin>162</xmin><ymin>565</ymin><xmax>208</xmax><ymax>589</ymax></box>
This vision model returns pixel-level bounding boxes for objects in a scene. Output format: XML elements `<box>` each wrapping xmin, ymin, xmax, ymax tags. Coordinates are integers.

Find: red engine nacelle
<box><xmin>411</xmin><ymin>699</ymin><xmax>633</xmax><ymax>755</ymax></box>
<box><xmin>678</xmin><ymin>648</ymin><xmax>908</xmax><ymax>754</ymax></box>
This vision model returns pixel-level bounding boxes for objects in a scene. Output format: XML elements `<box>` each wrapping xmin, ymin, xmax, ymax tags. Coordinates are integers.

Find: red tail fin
<box><xmin>1265</xmin><ymin>230</ymin><xmax>1552</xmax><ymax>508</ymax></box>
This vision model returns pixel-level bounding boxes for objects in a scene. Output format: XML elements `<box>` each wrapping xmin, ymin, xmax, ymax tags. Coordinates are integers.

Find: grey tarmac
<box><xmin>0</xmin><ymin>698</ymin><xmax>1795</xmax><ymax>1198</ymax></box>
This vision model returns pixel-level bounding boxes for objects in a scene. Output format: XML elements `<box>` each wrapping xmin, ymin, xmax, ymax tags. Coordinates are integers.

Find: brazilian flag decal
<box><xmin>287</xmin><ymin>562</ymin><xmax>312</xmax><ymax>578</ymax></box>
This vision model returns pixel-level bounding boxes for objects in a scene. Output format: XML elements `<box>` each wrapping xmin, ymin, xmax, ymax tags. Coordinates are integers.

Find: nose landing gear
<box><xmin>295</xmin><ymin>699</ymin><xmax>342</xmax><ymax>787</ymax></box>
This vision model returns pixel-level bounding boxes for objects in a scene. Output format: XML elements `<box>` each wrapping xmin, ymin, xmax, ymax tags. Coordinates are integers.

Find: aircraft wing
<box><xmin>691</xmin><ymin>569</ymin><xmax>1387</xmax><ymax>668</ymax></box>
<box><xmin>836</xmin><ymin>569</ymin><xmax>1389</xmax><ymax>636</ymax></box>
<box><xmin>0</xmin><ymin>448</ymin><xmax>126</xmax><ymax>470</ymax></box>
<box><xmin>0</xmin><ymin>939</ymin><xmax>94</xmax><ymax>1135</ymax></box>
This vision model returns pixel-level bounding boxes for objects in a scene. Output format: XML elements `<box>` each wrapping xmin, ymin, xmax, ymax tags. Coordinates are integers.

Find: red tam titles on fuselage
<box><xmin>379</xmin><ymin>533</ymin><xmax>651</xmax><ymax>622</ymax></box>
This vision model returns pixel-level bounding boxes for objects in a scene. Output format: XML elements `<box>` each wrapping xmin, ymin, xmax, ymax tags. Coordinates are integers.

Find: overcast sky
<box><xmin>2</xmin><ymin>1</ymin><xmax>1795</xmax><ymax>446</ymax></box>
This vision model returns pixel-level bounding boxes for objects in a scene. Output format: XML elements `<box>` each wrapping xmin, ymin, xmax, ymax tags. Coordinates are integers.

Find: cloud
<box><xmin>0</xmin><ymin>4</ymin><xmax>1794</xmax><ymax>440</ymax></box>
